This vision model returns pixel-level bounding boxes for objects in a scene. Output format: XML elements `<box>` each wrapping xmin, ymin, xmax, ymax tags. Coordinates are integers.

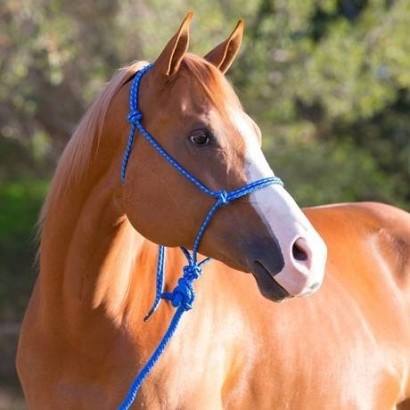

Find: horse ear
<box><xmin>153</xmin><ymin>12</ymin><xmax>193</xmax><ymax>77</ymax></box>
<box><xmin>204</xmin><ymin>20</ymin><xmax>244</xmax><ymax>74</ymax></box>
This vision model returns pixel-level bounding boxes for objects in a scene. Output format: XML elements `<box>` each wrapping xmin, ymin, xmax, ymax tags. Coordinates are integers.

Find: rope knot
<box><xmin>128</xmin><ymin>110</ymin><xmax>143</xmax><ymax>124</ymax></box>
<box><xmin>162</xmin><ymin>277</ymin><xmax>195</xmax><ymax>311</ymax></box>
<box><xmin>217</xmin><ymin>190</ymin><xmax>229</xmax><ymax>206</ymax></box>
<box><xmin>183</xmin><ymin>264</ymin><xmax>202</xmax><ymax>280</ymax></box>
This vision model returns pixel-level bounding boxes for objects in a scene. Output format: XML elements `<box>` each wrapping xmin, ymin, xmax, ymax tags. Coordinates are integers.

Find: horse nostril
<box><xmin>292</xmin><ymin>238</ymin><xmax>309</xmax><ymax>262</ymax></box>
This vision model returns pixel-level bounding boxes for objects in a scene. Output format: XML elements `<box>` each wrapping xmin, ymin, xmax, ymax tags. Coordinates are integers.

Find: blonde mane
<box><xmin>39</xmin><ymin>61</ymin><xmax>148</xmax><ymax>230</ymax></box>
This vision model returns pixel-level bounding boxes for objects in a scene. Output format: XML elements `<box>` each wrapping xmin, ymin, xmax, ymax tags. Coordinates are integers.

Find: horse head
<box><xmin>119</xmin><ymin>13</ymin><xmax>327</xmax><ymax>302</ymax></box>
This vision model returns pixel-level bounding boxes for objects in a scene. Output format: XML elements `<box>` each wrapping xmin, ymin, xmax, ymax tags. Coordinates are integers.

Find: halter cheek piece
<box><xmin>119</xmin><ymin>63</ymin><xmax>283</xmax><ymax>409</ymax></box>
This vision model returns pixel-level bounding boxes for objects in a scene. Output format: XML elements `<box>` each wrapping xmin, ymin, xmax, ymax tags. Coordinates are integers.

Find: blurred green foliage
<box><xmin>0</xmin><ymin>0</ymin><xmax>410</xmax><ymax>322</ymax></box>
<box><xmin>0</xmin><ymin>180</ymin><xmax>47</xmax><ymax>319</ymax></box>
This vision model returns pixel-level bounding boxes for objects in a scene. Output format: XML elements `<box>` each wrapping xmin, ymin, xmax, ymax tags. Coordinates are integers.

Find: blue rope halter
<box><xmin>118</xmin><ymin>63</ymin><xmax>283</xmax><ymax>409</ymax></box>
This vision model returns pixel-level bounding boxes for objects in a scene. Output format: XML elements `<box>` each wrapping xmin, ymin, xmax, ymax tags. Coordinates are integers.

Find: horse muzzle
<box><xmin>246</xmin><ymin>232</ymin><xmax>326</xmax><ymax>303</ymax></box>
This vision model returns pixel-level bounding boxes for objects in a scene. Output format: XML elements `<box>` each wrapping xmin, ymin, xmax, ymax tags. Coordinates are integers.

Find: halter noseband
<box><xmin>119</xmin><ymin>63</ymin><xmax>283</xmax><ymax>409</ymax></box>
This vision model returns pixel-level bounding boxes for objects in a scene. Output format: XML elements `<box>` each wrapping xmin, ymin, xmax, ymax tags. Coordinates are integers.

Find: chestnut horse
<box><xmin>17</xmin><ymin>13</ymin><xmax>410</xmax><ymax>409</ymax></box>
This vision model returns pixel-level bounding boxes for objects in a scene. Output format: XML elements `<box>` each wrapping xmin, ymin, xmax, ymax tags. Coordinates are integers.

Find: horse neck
<box><xmin>37</xmin><ymin>155</ymin><xmax>159</xmax><ymax>333</ymax></box>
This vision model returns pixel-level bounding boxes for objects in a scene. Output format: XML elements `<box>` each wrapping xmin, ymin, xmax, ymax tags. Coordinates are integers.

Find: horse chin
<box><xmin>208</xmin><ymin>251</ymin><xmax>290</xmax><ymax>303</ymax></box>
<box><xmin>251</xmin><ymin>262</ymin><xmax>291</xmax><ymax>303</ymax></box>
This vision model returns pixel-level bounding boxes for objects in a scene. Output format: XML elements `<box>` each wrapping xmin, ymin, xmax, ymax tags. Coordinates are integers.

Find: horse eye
<box><xmin>189</xmin><ymin>130</ymin><xmax>211</xmax><ymax>146</ymax></box>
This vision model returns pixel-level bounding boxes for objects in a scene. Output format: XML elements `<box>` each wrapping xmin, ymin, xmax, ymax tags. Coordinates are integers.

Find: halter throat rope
<box><xmin>118</xmin><ymin>63</ymin><xmax>283</xmax><ymax>410</ymax></box>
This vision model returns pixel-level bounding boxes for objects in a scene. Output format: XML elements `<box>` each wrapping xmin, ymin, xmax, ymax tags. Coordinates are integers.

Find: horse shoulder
<box><xmin>305</xmin><ymin>202</ymin><xmax>410</xmax><ymax>404</ymax></box>
<box><xmin>194</xmin><ymin>202</ymin><xmax>410</xmax><ymax>408</ymax></box>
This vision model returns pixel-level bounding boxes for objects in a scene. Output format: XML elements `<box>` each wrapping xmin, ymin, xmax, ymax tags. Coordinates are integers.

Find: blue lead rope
<box><xmin>118</xmin><ymin>63</ymin><xmax>283</xmax><ymax>409</ymax></box>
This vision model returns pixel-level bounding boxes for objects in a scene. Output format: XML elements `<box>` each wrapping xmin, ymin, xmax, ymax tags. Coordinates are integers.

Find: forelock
<box><xmin>179</xmin><ymin>53</ymin><xmax>242</xmax><ymax>115</ymax></box>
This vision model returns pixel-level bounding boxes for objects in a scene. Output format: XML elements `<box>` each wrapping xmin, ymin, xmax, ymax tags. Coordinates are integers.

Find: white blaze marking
<box><xmin>229</xmin><ymin>109</ymin><xmax>274</xmax><ymax>181</ymax></box>
<box><xmin>230</xmin><ymin>108</ymin><xmax>327</xmax><ymax>296</ymax></box>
